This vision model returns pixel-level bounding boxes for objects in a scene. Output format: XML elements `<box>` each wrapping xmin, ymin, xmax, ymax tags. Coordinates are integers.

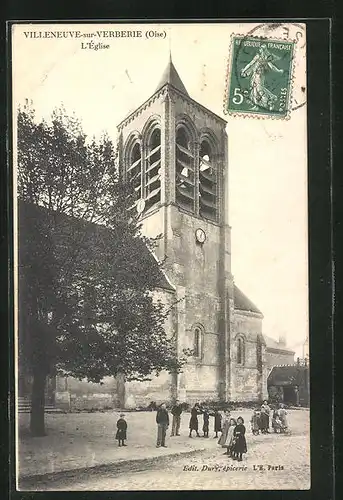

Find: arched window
<box><xmin>127</xmin><ymin>141</ymin><xmax>142</xmax><ymax>204</ymax></box>
<box><xmin>175</xmin><ymin>127</ymin><xmax>195</xmax><ymax>213</ymax></box>
<box><xmin>237</xmin><ymin>336</ymin><xmax>245</xmax><ymax>365</ymax></box>
<box><xmin>199</xmin><ymin>140</ymin><xmax>217</xmax><ymax>221</ymax></box>
<box><xmin>145</xmin><ymin>128</ymin><xmax>161</xmax><ymax>211</ymax></box>
<box><xmin>194</xmin><ymin>327</ymin><xmax>201</xmax><ymax>357</ymax></box>
<box><xmin>192</xmin><ymin>325</ymin><xmax>204</xmax><ymax>359</ymax></box>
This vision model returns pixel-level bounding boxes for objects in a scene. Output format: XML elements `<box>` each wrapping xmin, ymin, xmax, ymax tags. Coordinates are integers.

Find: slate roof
<box><xmin>233</xmin><ymin>285</ymin><xmax>262</xmax><ymax>315</ymax></box>
<box><xmin>19</xmin><ymin>200</ymin><xmax>266</xmax><ymax>302</ymax></box>
<box><xmin>18</xmin><ymin>200</ymin><xmax>175</xmax><ymax>293</ymax></box>
<box><xmin>155</xmin><ymin>56</ymin><xmax>189</xmax><ymax>96</ymax></box>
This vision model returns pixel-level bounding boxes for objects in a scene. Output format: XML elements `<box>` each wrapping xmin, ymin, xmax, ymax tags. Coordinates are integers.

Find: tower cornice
<box><xmin>117</xmin><ymin>84</ymin><xmax>227</xmax><ymax>131</ymax></box>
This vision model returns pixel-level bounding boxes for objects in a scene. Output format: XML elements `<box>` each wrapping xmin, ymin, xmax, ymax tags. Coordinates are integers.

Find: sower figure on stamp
<box><xmin>240</xmin><ymin>44</ymin><xmax>284</xmax><ymax>111</ymax></box>
<box><xmin>170</xmin><ymin>399</ymin><xmax>183</xmax><ymax>437</ymax></box>
<box><xmin>115</xmin><ymin>413</ymin><xmax>127</xmax><ymax>447</ymax></box>
<box><xmin>156</xmin><ymin>403</ymin><xmax>169</xmax><ymax>448</ymax></box>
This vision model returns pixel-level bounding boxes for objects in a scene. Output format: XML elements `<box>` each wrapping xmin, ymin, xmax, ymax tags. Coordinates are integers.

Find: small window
<box><xmin>237</xmin><ymin>337</ymin><xmax>245</xmax><ymax>365</ymax></box>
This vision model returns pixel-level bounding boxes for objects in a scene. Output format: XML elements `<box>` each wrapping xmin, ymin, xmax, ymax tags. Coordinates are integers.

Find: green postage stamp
<box><xmin>225</xmin><ymin>36</ymin><xmax>295</xmax><ymax>118</ymax></box>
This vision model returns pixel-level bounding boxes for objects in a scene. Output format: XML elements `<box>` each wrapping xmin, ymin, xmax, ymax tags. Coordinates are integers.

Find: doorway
<box><xmin>282</xmin><ymin>386</ymin><xmax>297</xmax><ymax>405</ymax></box>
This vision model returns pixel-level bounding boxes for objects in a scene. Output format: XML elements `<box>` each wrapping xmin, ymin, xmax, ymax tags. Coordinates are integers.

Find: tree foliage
<box><xmin>17</xmin><ymin>102</ymin><xmax>186</xmax><ymax>417</ymax></box>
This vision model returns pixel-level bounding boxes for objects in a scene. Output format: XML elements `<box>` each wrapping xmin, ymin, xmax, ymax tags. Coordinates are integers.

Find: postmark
<box><xmin>242</xmin><ymin>23</ymin><xmax>307</xmax><ymax>112</ymax></box>
<box><xmin>225</xmin><ymin>35</ymin><xmax>295</xmax><ymax>119</ymax></box>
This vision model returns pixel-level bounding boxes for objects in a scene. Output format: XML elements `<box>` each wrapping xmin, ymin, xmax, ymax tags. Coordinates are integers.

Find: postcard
<box><xmin>12</xmin><ymin>21</ymin><xmax>309</xmax><ymax>491</ymax></box>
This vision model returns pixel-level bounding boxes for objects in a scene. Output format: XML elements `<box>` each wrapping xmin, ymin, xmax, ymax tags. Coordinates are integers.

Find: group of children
<box><xmin>115</xmin><ymin>401</ymin><xmax>288</xmax><ymax>454</ymax></box>
<box><xmin>187</xmin><ymin>404</ymin><xmax>220</xmax><ymax>438</ymax></box>
<box><xmin>187</xmin><ymin>405</ymin><xmax>248</xmax><ymax>461</ymax></box>
<box><xmin>188</xmin><ymin>405</ymin><xmax>224</xmax><ymax>439</ymax></box>
<box><xmin>250</xmin><ymin>402</ymin><xmax>289</xmax><ymax>435</ymax></box>
<box><xmin>218</xmin><ymin>411</ymin><xmax>247</xmax><ymax>461</ymax></box>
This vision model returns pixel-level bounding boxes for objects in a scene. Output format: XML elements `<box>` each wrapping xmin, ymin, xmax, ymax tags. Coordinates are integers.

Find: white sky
<box><xmin>12</xmin><ymin>23</ymin><xmax>308</xmax><ymax>356</ymax></box>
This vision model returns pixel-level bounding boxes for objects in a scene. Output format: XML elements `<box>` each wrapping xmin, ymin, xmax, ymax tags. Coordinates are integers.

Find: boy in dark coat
<box><xmin>116</xmin><ymin>413</ymin><xmax>127</xmax><ymax>447</ymax></box>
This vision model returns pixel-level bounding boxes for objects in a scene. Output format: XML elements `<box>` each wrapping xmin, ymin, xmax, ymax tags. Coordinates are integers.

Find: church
<box><xmin>19</xmin><ymin>57</ymin><xmax>296</xmax><ymax>413</ymax></box>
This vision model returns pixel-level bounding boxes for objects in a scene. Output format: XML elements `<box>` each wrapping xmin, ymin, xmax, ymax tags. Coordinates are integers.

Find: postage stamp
<box><xmin>225</xmin><ymin>35</ymin><xmax>295</xmax><ymax>118</ymax></box>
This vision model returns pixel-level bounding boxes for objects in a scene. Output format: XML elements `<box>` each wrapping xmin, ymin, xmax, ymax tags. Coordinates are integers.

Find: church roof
<box><xmin>18</xmin><ymin>200</ymin><xmax>176</xmax><ymax>294</ymax></box>
<box><xmin>233</xmin><ymin>285</ymin><xmax>262</xmax><ymax>315</ymax></box>
<box><xmin>155</xmin><ymin>56</ymin><xmax>189</xmax><ymax>96</ymax></box>
<box><xmin>117</xmin><ymin>55</ymin><xmax>227</xmax><ymax>129</ymax></box>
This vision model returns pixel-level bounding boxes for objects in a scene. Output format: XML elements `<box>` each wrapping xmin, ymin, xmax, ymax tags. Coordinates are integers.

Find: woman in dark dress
<box><xmin>189</xmin><ymin>404</ymin><xmax>200</xmax><ymax>437</ymax></box>
<box><xmin>232</xmin><ymin>416</ymin><xmax>247</xmax><ymax>461</ymax></box>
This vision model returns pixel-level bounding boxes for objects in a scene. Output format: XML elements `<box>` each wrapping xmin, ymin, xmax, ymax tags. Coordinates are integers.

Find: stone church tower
<box><xmin>117</xmin><ymin>56</ymin><xmax>268</xmax><ymax>405</ymax></box>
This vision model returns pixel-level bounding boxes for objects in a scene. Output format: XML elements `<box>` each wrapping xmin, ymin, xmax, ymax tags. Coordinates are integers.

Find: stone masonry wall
<box><xmin>55</xmin><ymin>376</ymin><xmax>118</xmax><ymax>411</ymax></box>
<box><xmin>230</xmin><ymin>310</ymin><xmax>266</xmax><ymax>402</ymax></box>
<box><xmin>265</xmin><ymin>350</ymin><xmax>295</xmax><ymax>369</ymax></box>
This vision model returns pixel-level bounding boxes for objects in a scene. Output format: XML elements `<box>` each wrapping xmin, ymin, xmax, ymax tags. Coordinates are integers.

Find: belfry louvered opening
<box><xmin>145</xmin><ymin>128</ymin><xmax>161</xmax><ymax>212</ymax></box>
<box><xmin>199</xmin><ymin>141</ymin><xmax>217</xmax><ymax>221</ymax></box>
<box><xmin>175</xmin><ymin>127</ymin><xmax>195</xmax><ymax>213</ymax></box>
<box><xmin>127</xmin><ymin>142</ymin><xmax>142</xmax><ymax>207</ymax></box>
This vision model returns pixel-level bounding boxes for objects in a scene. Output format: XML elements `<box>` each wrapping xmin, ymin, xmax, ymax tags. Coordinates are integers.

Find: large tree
<box><xmin>17</xmin><ymin>103</ymin><xmax>186</xmax><ymax>436</ymax></box>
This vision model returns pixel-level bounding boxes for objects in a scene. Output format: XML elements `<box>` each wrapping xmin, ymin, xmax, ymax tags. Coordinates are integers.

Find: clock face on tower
<box><xmin>195</xmin><ymin>228</ymin><xmax>206</xmax><ymax>244</ymax></box>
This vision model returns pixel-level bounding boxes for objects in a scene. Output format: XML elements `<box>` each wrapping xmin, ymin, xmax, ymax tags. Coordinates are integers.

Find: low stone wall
<box><xmin>70</xmin><ymin>393</ymin><xmax>116</xmax><ymax>411</ymax></box>
<box><xmin>55</xmin><ymin>391</ymin><xmax>71</xmax><ymax>411</ymax></box>
<box><xmin>184</xmin><ymin>390</ymin><xmax>218</xmax><ymax>405</ymax></box>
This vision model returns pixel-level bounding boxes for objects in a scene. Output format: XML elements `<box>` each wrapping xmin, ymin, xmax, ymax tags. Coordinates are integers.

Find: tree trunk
<box><xmin>116</xmin><ymin>373</ymin><xmax>126</xmax><ymax>409</ymax></box>
<box><xmin>30</xmin><ymin>369</ymin><xmax>47</xmax><ymax>436</ymax></box>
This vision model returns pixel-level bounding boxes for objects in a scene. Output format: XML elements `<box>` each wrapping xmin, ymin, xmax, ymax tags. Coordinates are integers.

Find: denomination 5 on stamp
<box><xmin>225</xmin><ymin>35</ymin><xmax>295</xmax><ymax>119</ymax></box>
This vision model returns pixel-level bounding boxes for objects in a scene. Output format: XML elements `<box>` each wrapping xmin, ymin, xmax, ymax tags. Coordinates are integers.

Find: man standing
<box><xmin>156</xmin><ymin>403</ymin><xmax>169</xmax><ymax>448</ymax></box>
<box><xmin>170</xmin><ymin>400</ymin><xmax>183</xmax><ymax>436</ymax></box>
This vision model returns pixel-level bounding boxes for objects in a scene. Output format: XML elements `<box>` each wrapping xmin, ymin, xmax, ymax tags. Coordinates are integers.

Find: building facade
<box><xmin>18</xmin><ymin>58</ymin><xmax>298</xmax><ymax>411</ymax></box>
<box><xmin>264</xmin><ymin>335</ymin><xmax>295</xmax><ymax>370</ymax></box>
<box><xmin>267</xmin><ymin>359</ymin><xmax>310</xmax><ymax>407</ymax></box>
<box><xmin>115</xmin><ymin>57</ymin><xmax>268</xmax><ymax>406</ymax></box>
